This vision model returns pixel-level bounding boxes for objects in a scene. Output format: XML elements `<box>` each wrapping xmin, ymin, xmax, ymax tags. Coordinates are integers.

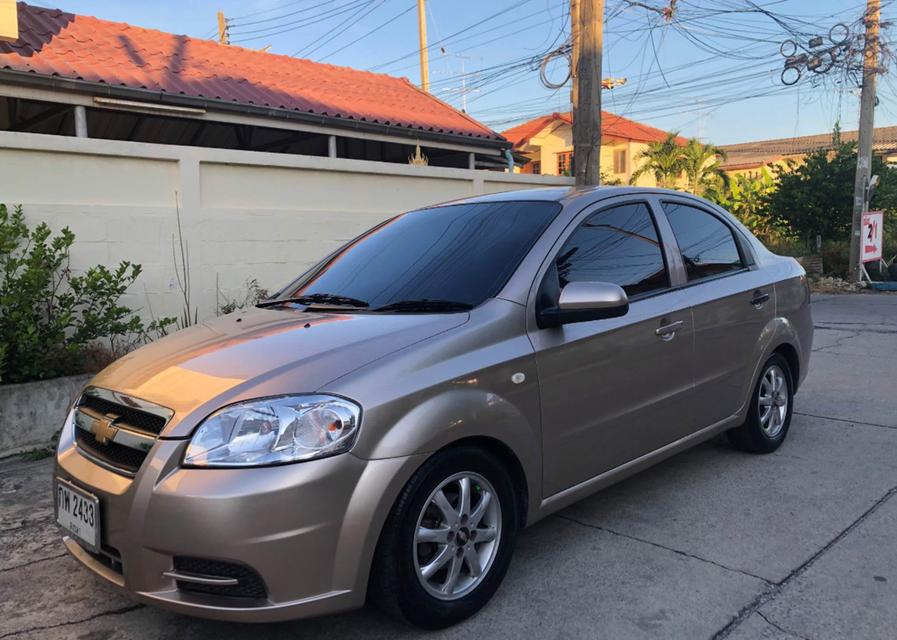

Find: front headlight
<box><xmin>184</xmin><ymin>395</ymin><xmax>361</xmax><ymax>467</ymax></box>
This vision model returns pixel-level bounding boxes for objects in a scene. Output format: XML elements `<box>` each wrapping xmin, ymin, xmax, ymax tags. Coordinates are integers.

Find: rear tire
<box><xmin>369</xmin><ymin>445</ymin><xmax>519</xmax><ymax>629</ymax></box>
<box><xmin>727</xmin><ymin>353</ymin><xmax>794</xmax><ymax>454</ymax></box>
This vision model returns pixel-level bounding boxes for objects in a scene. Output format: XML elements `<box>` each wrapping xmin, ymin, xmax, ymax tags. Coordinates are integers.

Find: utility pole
<box><xmin>217</xmin><ymin>10</ymin><xmax>229</xmax><ymax>45</ymax></box>
<box><xmin>570</xmin><ymin>0</ymin><xmax>579</xmax><ymax>130</ymax></box>
<box><xmin>849</xmin><ymin>0</ymin><xmax>880</xmax><ymax>282</ymax></box>
<box><xmin>417</xmin><ymin>0</ymin><xmax>430</xmax><ymax>92</ymax></box>
<box><xmin>572</xmin><ymin>0</ymin><xmax>604</xmax><ymax>186</ymax></box>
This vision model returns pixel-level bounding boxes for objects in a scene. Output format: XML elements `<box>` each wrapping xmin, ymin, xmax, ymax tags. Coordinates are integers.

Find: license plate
<box><xmin>55</xmin><ymin>478</ymin><xmax>101</xmax><ymax>552</ymax></box>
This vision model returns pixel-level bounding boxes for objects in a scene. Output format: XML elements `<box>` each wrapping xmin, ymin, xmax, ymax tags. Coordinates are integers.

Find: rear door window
<box><xmin>662</xmin><ymin>202</ymin><xmax>745</xmax><ymax>281</ymax></box>
<box><xmin>554</xmin><ymin>201</ymin><xmax>669</xmax><ymax>297</ymax></box>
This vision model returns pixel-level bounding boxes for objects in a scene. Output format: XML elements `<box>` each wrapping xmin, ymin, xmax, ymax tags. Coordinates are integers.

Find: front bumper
<box><xmin>54</xmin><ymin>414</ymin><xmax>421</xmax><ymax>622</ymax></box>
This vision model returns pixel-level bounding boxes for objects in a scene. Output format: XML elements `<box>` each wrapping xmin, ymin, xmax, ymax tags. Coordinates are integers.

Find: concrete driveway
<box><xmin>2</xmin><ymin>293</ymin><xmax>895</xmax><ymax>639</ymax></box>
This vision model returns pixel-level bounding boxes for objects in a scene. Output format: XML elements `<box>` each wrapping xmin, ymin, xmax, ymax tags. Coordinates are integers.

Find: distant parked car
<box><xmin>55</xmin><ymin>187</ymin><xmax>812</xmax><ymax>629</ymax></box>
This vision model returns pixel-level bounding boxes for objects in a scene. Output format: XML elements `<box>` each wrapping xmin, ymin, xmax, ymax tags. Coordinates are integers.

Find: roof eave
<box><xmin>0</xmin><ymin>68</ymin><xmax>510</xmax><ymax>152</ymax></box>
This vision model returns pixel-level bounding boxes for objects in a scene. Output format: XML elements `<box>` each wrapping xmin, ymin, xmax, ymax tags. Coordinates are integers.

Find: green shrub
<box><xmin>821</xmin><ymin>240</ymin><xmax>851</xmax><ymax>278</ymax></box>
<box><xmin>710</xmin><ymin>167</ymin><xmax>795</xmax><ymax>246</ymax></box>
<box><xmin>0</xmin><ymin>203</ymin><xmax>173</xmax><ymax>384</ymax></box>
<box><xmin>765</xmin><ymin>132</ymin><xmax>897</xmax><ymax>243</ymax></box>
<box><xmin>765</xmin><ymin>236</ymin><xmax>812</xmax><ymax>258</ymax></box>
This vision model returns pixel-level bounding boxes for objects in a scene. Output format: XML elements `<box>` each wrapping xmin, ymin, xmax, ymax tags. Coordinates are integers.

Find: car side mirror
<box><xmin>538</xmin><ymin>281</ymin><xmax>629</xmax><ymax>328</ymax></box>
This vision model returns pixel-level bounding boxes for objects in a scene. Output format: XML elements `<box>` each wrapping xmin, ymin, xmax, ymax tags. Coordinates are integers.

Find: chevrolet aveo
<box><xmin>54</xmin><ymin>186</ymin><xmax>812</xmax><ymax>629</ymax></box>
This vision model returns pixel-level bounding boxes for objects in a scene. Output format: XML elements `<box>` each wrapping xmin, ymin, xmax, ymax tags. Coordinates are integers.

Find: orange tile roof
<box><xmin>502</xmin><ymin>114</ymin><xmax>560</xmax><ymax>148</ymax></box>
<box><xmin>502</xmin><ymin>111</ymin><xmax>686</xmax><ymax>148</ymax></box>
<box><xmin>0</xmin><ymin>2</ymin><xmax>504</xmax><ymax>143</ymax></box>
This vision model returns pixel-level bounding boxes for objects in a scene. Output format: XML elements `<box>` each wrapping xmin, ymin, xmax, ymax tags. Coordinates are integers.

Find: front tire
<box><xmin>369</xmin><ymin>445</ymin><xmax>519</xmax><ymax>629</ymax></box>
<box><xmin>727</xmin><ymin>353</ymin><xmax>794</xmax><ymax>453</ymax></box>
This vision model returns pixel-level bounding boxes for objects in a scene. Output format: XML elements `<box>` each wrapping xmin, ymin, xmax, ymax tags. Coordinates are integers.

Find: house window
<box><xmin>557</xmin><ymin>151</ymin><xmax>573</xmax><ymax>176</ymax></box>
<box><xmin>613</xmin><ymin>149</ymin><xmax>627</xmax><ymax>174</ymax></box>
<box><xmin>531</xmin><ymin>161</ymin><xmax>541</xmax><ymax>175</ymax></box>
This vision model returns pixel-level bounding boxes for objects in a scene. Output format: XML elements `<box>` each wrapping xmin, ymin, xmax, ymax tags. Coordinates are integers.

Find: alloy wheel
<box><xmin>413</xmin><ymin>472</ymin><xmax>501</xmax><ymax>601</ymax></box>
<box><xmin>758</xmin><ymin>364</ymin><xmax>788</xmax><ymax>439</ymax></box>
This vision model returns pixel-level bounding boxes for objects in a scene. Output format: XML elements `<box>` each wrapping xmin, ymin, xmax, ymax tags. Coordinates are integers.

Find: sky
<box><xmin>24</xmin><ymin>0</ymin><xmax>897</xmax><ymax>145</ymax></box>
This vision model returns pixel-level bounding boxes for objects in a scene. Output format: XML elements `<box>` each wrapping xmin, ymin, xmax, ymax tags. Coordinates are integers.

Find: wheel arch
<box><xmin>432</xmin><ymin>436</ymin><xmax>530</xmax><ymax>529</ymax></box>
<box><xmin>343</xmin><ymin>432</ymin><xmax>537</xmax><ymax>607</ymax></box>
<box><xmin>771</xmin><ymin>341</ymin><xmax>800</xmax><ymax>390</ymax></box>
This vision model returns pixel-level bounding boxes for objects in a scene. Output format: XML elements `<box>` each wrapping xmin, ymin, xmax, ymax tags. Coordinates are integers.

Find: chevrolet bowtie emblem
<box><xmin>92</xmin><ymin>414</ymin><xmax>121</xmax><ymax>445</ymax></box>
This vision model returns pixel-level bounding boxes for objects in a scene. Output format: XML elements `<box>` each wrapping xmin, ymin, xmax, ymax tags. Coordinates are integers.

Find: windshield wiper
<box><xmin>373</xmin><ymin>299</ymin><xmax>474</xmax><ymax>313</ymax></box>
<box><xmin>257</xmin><ymin>293</ymin><xmax>369</xmax><ymax>309</ymax></box>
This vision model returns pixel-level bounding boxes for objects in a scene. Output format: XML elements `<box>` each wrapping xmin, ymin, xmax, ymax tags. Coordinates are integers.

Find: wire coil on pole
<box><xmin>539</xmin><ymin>44</ymin><xmax>573</xmax><ymax>89</ymax></box>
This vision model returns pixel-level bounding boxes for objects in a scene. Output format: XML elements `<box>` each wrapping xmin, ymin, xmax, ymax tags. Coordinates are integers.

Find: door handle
<box><xmin>655</xmin><ymin>320</ymin><xmax>684</xmax><ymax>341</ymax></box>
<box><xmin>750</xmin><ymin>290</ymin><xmax>770</xmax><ymax>307</ymax></box>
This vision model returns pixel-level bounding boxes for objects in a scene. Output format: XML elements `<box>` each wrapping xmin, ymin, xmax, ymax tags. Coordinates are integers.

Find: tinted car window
<box><xmin>282</xmin><ymin>201</ymin><xmax>559</xmax><ymax>309</ymax></box>
<box><xmin>662</xmin><ymin>202</ymin><xmax>744</xmax><ymax>281</ymax></box>
<box><xmin>555</xmin><ymin>202</ymin><xmax>669</xmax><ymax>297</ymax></box>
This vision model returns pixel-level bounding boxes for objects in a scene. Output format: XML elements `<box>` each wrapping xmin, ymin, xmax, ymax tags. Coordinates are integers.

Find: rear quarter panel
<box><xmin>774</xmin><ymin>264</ymin><xmax>813</xmax><ymax>389</ymax></box>
<box><xmin>735</xmin><ymin>256</ymin><xmax>812</xmax><ymax>419</ymax></box>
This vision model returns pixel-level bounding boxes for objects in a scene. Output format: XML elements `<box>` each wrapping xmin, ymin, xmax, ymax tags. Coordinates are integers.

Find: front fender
<box><xmin>331</xmin><ymin>385</ymin><xmax>543</xmax><ymax>598</ymax></box>
<box><xmin>356</xmin><ymin>386</ymin><xmax>542</xmax><ymax>523</ymax></box>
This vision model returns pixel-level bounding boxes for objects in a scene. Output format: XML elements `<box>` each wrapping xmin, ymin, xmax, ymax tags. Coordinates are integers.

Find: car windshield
<box><xmin>274</xmin><ymin>201</ymin><xmax>560</xmax><ymax>311</ymax></box>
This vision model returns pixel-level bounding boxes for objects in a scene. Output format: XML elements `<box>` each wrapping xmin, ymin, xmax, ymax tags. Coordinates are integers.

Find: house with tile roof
<box><xmin>0</xmin><ymin>2</ymin><xmax>512</xmax><ymax>169</ymax></box>
<box><xmin>502</xmin><ymin>111</ymin><xmax>686</xmax><ymax>186</ymax></box>
<box><xmin>0</xmin><ymin>2</ymin><xmax>567</xmax><ymax>324</ymax></box>
<box><xmin>719</xmin><ymin>126</ymin><xmax>897</xmax><ymax>176</ymax></box>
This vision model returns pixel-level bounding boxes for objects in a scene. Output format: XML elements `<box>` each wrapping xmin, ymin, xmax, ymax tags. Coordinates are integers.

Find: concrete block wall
<box><xmin>0</xmin><ymin>131</ymin><xmax>572</xmax><ymax>323</ymax></box>
<box><xmin>0</xmin><ymin>374</ymin><xmax>90</xmax><ymax>456</ymax></box>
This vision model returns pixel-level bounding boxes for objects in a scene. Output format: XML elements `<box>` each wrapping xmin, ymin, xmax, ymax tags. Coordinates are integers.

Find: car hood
<box><xmin>88</xmin><ymin>307</ymin><xmax>468</xmax><ymax>437</ymax></box>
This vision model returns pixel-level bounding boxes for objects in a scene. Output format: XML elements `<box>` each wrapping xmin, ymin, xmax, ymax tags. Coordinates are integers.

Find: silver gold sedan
<box><xmin>54</xmin><ymin>186</ymin><xmax>812</xmax><ymax>629</ymax></box>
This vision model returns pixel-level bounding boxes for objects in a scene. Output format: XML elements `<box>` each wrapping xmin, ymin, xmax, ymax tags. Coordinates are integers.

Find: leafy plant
<box><xmin>710</xmin><ymin>168</ymin><xmax>795</xmax><ymax>245</ymax></box>
<box><xmin>0</xmin><ymin>203</ymin><xmax>173</xmax><ymax>384</ymax></box>
<box><xmin>681</xmin><ymin>139</ymin><xmax>729</xmax><ymax>196</ymax></box>
<box><xmin>765</xmin><ymin>133</ymin><xmax>897</xmax><ymax>242</ymax></box>
<box><xmin>629</xmin><ymin>132</ymin><xmax>685</xmax><ymax>189</ymax></box>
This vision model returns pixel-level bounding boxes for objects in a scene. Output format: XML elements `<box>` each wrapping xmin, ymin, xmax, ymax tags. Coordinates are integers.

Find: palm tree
<box><xmin>681</xmin><ymin>139</ymin><xmax>729</xmax><ymax>195</ymax></box>
<box><xmin>629</xmin><ymin>132</ymin><xmax>684</xmax><ymax>189</ymax></box>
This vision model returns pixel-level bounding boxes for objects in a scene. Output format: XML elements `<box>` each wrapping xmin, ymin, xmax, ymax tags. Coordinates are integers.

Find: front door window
<box><xmin>552</xmin><ymin>201</ymin><xmax>669</xmax><ymax>297</ymax></box>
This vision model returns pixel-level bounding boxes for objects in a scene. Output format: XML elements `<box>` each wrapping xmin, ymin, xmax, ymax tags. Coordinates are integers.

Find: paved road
<box><xmin>2</xmin><ymin>293</ymin><xmax>895</xmax><ymax>639</ymax></box>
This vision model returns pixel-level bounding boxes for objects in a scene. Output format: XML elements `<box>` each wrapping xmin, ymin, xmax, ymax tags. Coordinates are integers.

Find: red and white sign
<box><xmin>862</xmin><ymin>211</ymin><xmax>884</xmax><ymax>263</ymax></box>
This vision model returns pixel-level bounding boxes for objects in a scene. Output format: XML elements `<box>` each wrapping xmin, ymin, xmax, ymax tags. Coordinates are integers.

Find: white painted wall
<box><xmin>0</xmin><ymin>131</ymin><xmax>572</xmax><ymax>322</ymax></box>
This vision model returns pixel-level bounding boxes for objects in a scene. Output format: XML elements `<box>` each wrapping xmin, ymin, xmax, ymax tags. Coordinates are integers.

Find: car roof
<box><xmin>441</xmin><ymin>185</ymin><xmax>707</xmax><ymax>207</ymax></box>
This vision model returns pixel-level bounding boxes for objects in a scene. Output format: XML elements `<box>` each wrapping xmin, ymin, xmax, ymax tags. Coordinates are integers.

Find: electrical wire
<box><xmin>229</xmin><ymin>0</ymin><xmax>372</xmax><ymax>42</ymax></box>
<box><xmin>230</xmin><ymin>0</ymin><xmax>334</xmax><ymax>28</ymax></box>
<box><xmin>293</xmin><ymin>0</ymin><xmax>383</xmax><ymax>58</ymax></box>
<box><xmin>317</xmin><ymin>2</ymin><xmax>418</xmax><ymax>62</ymax></box>
<box><xmin>367</xmin><ymin>0</ymin><xmax>537</xmax><ymax>72</ymax></box>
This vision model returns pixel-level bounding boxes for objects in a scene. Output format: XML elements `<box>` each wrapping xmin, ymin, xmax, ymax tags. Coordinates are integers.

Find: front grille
<box><xmin>173</xmin><ymin>557</ymin><xmax>268</xmax><ymax>600</ymax></box>
<box><xmin>79</xmin><ymin>394</ymin><xmax>167</xmax><ymax>435</ymax></box>
<box><xmin>75</xmin><ymin>428</ymin><xmax>148</xmax><ymax>474</ymax></box>
<box><xmin>73</xmin><ymin>388</ymin><xmax>172</xmax><ymax>476</ymax></box>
